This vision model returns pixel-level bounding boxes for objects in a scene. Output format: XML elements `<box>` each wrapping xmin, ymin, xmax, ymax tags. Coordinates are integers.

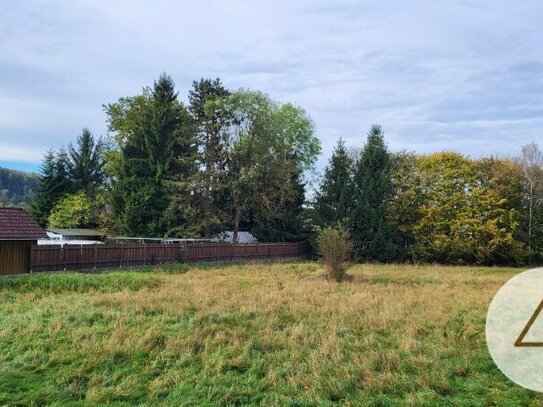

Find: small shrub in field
<box><xmin>317</xmin><ymin>225</ymin><xmax>353</xmax><ymax>282</ymax></box>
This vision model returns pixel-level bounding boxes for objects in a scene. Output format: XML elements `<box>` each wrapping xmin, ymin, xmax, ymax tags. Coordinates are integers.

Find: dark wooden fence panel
<box><xmin>32</xmin><ymin>245</ymin><xmax>64</xmax><ymax>273</ymax></box>
<box><xmin>30</xmin><ymin>241</ymin><xmax>309</xmax><ymax>273</ymax></box>
<box><xmin>183</xmin><ymin>242</ymin><xmax>309</xmax><ymax>264</ymax></box>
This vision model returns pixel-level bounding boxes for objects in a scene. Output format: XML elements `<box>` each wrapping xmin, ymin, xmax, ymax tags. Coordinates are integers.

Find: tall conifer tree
<box><xmin>67</xmin><ymin>128</ymin><xmax>106</xmax><ymax>193</ymax></box>
<box><xmin>186</xmin><ymin>78</ymin><xmax>231</xmax><ymax>237</ymax></box>
<box><xmin>31</xmin><ymin>149</ymin><xmax>72</xmax><ymax>226</ymax></box>
<box><xmin>313</xmin><ymin>138</ymin><xmax>354</xmax><ymax>228</ymax></box>
<box><xmin>352</xmin><ymin>125</ymin><xmax>396</xmax><ymax>261</ymax></box>
<box><xmin>110</xmin><ymin>74</ymin><xmax>192</xmax><ymax>236</ymax></box>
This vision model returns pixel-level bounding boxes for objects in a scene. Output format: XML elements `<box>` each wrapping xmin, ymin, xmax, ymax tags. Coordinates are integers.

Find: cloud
<box><xmin>0</xmin><ymin>142</ymin><xmax>44</xmax><ymax>163</ymax></box>
<box><xmin>0</xmin><ymin>0</ymin><xmax>542</xmax><ymax>173</ymax></box>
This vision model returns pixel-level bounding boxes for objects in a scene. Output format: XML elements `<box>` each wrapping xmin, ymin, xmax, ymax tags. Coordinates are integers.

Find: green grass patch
<box><xmin>0</xmin><ymin>271</ymin><xmax>161</xmax><ymax>294</ymax></box>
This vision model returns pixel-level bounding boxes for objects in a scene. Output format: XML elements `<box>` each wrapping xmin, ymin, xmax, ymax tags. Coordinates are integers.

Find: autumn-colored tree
<box><xmin>411</xmin><ymin>153</ymin><xmax>524</xmax><ymax>265</ymax></box>
<box><xmin>388</xmin><ymin>151</ymin><xmax>423</xmax><ymax>261</ymax></box>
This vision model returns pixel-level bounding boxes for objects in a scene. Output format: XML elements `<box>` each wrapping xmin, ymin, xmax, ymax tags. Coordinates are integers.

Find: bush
<box><xmin>47</xmin><ymin>191</ymin><xmax>93</xmax><ymax>228</ymax></box>
<box><xmin>317</xmin><ymin>225</ymin><xmax>353</xmax><ymax>282</ymax></box>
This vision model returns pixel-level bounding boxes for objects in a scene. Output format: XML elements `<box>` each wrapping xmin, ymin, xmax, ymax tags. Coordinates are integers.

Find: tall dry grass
<box><xmin>0</xmin><ymin>263</ymin><xmax>539</xmax><ymax>405</ymax></box>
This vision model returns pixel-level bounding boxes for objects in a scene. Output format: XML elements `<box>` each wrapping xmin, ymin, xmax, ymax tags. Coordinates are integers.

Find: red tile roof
<box><xmin>0</xmin><ymin>208</ymin><xmax>48</xmax><ymax>240</ymax></box>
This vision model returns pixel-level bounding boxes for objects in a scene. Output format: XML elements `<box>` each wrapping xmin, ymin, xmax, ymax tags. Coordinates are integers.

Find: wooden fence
<box><xmin>30</xmin><ymin>241</ymin><xmax>310</xmax><ymax>273</ymax></box>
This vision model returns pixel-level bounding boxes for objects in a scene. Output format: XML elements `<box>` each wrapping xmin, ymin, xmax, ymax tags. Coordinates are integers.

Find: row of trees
<box><xmin>29</xmin><ymin>73</ymin><xmax>543</xmax><ymax>264</ymax></box>
<box><xmin>31</xmin><ymin>129</ymin><xmax>106</xmax><ymax>228</ymax></box>
<box><xmin>31</xmin><ymin>74</ymin><xmax>321</xmax><ymax>242</ymax></box>
<box><xmin>313</xmin><ymin>127</ymin><xmax>543</xmax><ymax>265</ymax></box>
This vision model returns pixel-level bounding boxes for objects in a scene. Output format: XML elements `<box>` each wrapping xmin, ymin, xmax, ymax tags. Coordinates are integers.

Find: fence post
<box><xmin>94</xmin><ymin>245</ymin><xmax>97</xmax><ymax>270</ymax></box>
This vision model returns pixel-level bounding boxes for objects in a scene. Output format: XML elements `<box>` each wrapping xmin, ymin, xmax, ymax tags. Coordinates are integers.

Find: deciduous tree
<box><xmin>411</xmin><ymin>153</ymin><xmax>524</xmax><ymax>264</ymax></box>
<box><xmin>225</xmin><ymin>91</ymin><xmax>320</xmax><ymax>243</ymax></box>
<box><xmin>48</xmin><ymin>191</ymin><xmax>94</xmax><ymax>228</ymax></box>
<box><xmin>518</xmin><ymin>142</ymin><xmax>543</xmax><ymax>261</ymax></box>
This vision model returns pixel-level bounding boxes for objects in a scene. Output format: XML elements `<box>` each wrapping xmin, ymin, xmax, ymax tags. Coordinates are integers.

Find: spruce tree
<box><xmin>110</xmin><ymin>74</ymin><xmax>192</xmax><ymax>237</ymax></box>
<box><xmin>67</xmin><ymin>128</ymin><xmax>106</xmax><ymax>193</ymax></box>
<box><xmin>54</xmin><ymin>149</ymin><xmax>72</xmax><ymax>198</ymax></box>
<box><xmin>313</xmin><ymin>138</ymin><xmax>354</xmax><ymax>228</ymax></box>
<box><xmin>188</xmin><ymin>78</ymin><xmax>231</xmax><ymax>177</ymax></box>
<box><xmin>352</xmin><ymin>125</ymin><xmax>396</xmax><ymax>262</ymax></box>
<box><xmin>31</xmin><ymin>149</ymin><xmax>72</xmax><ymax>226</ymax></box>
<box><xmin>186</xmin><ymin>78</ymin><xmax>231</xmax><ymax>237</ymax></box>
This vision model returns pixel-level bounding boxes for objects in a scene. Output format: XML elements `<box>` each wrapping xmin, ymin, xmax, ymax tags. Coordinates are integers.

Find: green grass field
<box><xmin>0</xmin><ymin>262</ymin><xmax>540</xmax><ymax>406</ymax></box>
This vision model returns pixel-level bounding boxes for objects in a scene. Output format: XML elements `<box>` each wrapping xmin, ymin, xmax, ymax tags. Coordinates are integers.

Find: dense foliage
<box><xmin>351</xmin><ymin>125</ymin><xmax>397</xmax><ymax>262</ymax></box>
<box><xmin>315</xmin><ymin>132</ymin><xmax>541</xmax><ymax>265</ymax></box>
<box><xmin>107</xmin><ymin>74</ymin><xmax>194</xmax><ymax>237</ymax></box>
<box><xmin>312</xmin><ymin>139</ymin><xmax>353</xmax><ymax>228</ymax></box>
<box><xmin>31</xmin><ymin>150</ymin><xmax>72</xmax><ymax>226</ymax></box>
<box><xmin>93</xmin><ymin>74</ymin><xmax>320</xmax><ymax>241</ymax></box>
<box><xmin>31</xmin><ymin>129</ymin><xmax>106</xmax><ymax>228</ymax></box>
<box><xmin>28</xmin><ymin>72</ymin><xmax>543</xmax><ymax>264</ymax></box>
<box><xmin>47</xmin><ymin>191</ymin><xmax>94</xmax><ymax>229</ymax></box>
<box><xmin>407</xmin><ymin>153</ymin><xmax>523</xmax><ymax>264</ymax></box>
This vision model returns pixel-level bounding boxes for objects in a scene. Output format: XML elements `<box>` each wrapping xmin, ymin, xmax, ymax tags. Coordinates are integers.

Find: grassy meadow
<box><xmin>0</xmin><ymin>262</ymin><xmax>540</xmax><ymax>406</ymax></box>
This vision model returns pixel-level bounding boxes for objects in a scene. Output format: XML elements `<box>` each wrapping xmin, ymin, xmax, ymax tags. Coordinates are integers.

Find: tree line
<box><xmin>313</xmin><ymin>127</ymin><xmax>543</xmax><ymax>265</ymax></box>
<box><xmin>31</xmin><ymin>74</ymin><xmax>321</xmax><ymax>243</ymax></box>
<box><xmin>0</xmin><ymin>168</ymin><xmax>39</xmax><ymax>206</ymax></box>
<box><xmin>29</xmin><ymin>73</ymin><xmax>543</xmax><ymax>264</ymax></box>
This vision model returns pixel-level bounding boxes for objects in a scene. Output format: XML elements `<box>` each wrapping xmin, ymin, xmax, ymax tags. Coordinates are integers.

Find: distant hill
<box><xmin>0</xmin><ymin>167</ymin><xmax>40</xmax><ymax>206</ymax></box>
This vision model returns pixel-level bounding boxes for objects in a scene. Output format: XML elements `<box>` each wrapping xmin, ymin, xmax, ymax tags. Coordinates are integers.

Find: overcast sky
<box><xmin>1</xmin><ymin>0</ymin><xmax>542</xmax><ymax>172</ymax></box>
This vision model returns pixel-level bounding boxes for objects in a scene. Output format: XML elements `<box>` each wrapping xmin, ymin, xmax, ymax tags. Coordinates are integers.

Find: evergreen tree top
<box><xmin>357</xmin><ymin>124</ymin><xmax>390</xmax><ymax>174</ymax></box>
<box><xmin>188</xmin><ymin>77</ymin><xmax>230</xmax><ymax>120</ymax></box>
<box><xmin>153</xmin><ymin>73</ymin><xmax>178</xmax><ymax>102</ymax></box>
